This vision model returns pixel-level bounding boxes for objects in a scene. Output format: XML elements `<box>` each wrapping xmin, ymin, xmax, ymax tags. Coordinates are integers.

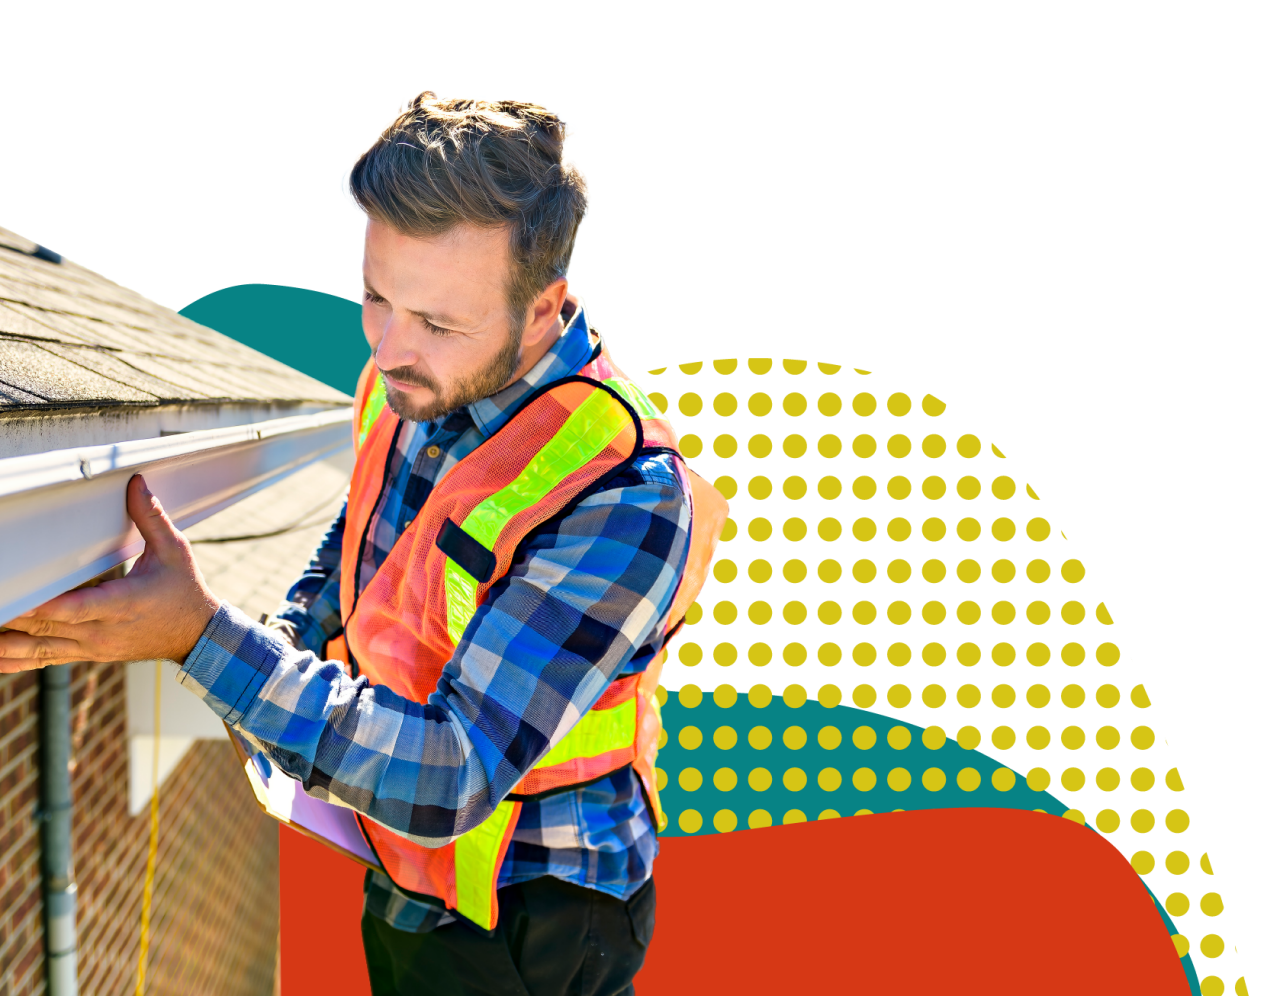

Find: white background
<box><xmin>4</xmin><ymin>1</ymin><xmax>1276</xmax><ymax>985</ymax></box>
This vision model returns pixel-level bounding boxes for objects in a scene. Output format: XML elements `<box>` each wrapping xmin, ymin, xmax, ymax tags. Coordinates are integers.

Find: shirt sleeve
<box><xmin>273</xmin><ymin>501</ymin><xmax>347</xmax><ymax>655</ymax></box>
<box><xmin>179</xmin><ymin>454</ymin><xmax>690</xmax><ymax>848</ymax></box>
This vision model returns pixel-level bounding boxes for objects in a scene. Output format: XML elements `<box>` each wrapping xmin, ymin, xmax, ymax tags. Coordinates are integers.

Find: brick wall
<box><xmin>0</xmin><ymin>664</ymin><xmax>279</xmax><ymax>996</ymax></box>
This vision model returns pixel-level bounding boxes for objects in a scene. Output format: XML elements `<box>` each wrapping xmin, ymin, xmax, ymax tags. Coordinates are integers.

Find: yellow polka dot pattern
<box><xmin>640</xmin><ymin>359</ymin><xmax>1244</xmax><ymax>987</ymax></box>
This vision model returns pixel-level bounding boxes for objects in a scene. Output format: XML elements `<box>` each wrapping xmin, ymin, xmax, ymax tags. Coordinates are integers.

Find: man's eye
<box><xmin>422</xmin><ymin>319</ymin><xmax>453</xmax><ymax>337</ymax></box>
<box><xmin>364</xmin><ymin>291</ymin><xmax>387</xmax><ymax>305</ymax></box>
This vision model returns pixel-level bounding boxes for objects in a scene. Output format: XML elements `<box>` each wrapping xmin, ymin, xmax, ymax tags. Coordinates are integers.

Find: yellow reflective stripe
<box><xmin>357</xmin><ymin>374</ymin><xmax>387</xmax><ymax>451</ymax></box>
<box><xmin>534</xmin><ymin>695</ymin><xmax>637</xmax><ymax>770</ymax></box>
<box><xmin>443</xmin><ymin>389</ymin><xmax>631</xmax><ymax>643</ymax></box>
<box><xmin>602</xmin><ymin>377</ymin><xmax>660</xmax><ymax>421</ymax></box>
<box><xmin>453</xmin><ymin>800</ymin><xmax>519</xmax><ymax>930</ymax></box>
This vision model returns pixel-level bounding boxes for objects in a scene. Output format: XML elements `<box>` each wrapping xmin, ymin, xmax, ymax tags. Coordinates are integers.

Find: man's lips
<box><xmin>381</xmin><ymin>370</ymin><xmax>430</xmax><ymax>393</ymax></box>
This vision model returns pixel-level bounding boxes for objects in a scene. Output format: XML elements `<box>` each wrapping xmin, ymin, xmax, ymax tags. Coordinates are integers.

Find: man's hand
<box><xmin>0</xmin><ymin>474</ymin><xmax>221</xmax><ymax>672</ymax></box>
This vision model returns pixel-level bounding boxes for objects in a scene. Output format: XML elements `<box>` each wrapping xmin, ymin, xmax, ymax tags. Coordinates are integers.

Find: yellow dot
<box><xmin>1202</xmin><ymin>852</ymin><xmax>1214</xmax><ymax>874</ymax></box>
<box><xmin>780</xmin><ymin>684</ymin><xmax>805</xmax><ymax>709</ymax></box>
<box><xmin>885</xmin><ymin>435</ymin><xmax>911</xmax><ymax>460</ymax></box>
<box><xmin>957</xmin><ymin>726</ymin><xmax>981</xmax><ymax>749</ymax></box>
<box><xmin>680</xmin><ymin>434</ymin><xmax>703</xmax><ymax>458</ymax></box>
<box><xmin>783</xmin><ymin>477</ymin><xmax>807</xmax><ymax>500</ymax></box>
<box><xmin>783</xmin><ymin>601</ymin><xmax>806</xmax><ymax>625</ymax></box>
<box><xmin>814</xmin><ymin>476</ymin><xmax>840</xmax><ymax>500</ymax></box>
<box><xmin>713</xmin><ymin>602</ymin><xmax>737</xmax><ymax>625</ymax></box>
<box><xmin>883</xmin><ymin>518</ymin><xmax>908</xmax><ymax>541</ymax></box>
<box><xmin>886</xmin><ymin>768</ymin><xmax>912</xmax><ymax>791</ymax></box>
<box><xmin>920</xmin><ymin>477</ymin><xmax>946</xmax><ymax>501</ymax></box>
<box><xmin>957</xmin><ymin>518</ymin><xmax>981</xmax><ymax>541</ymax></box>
<box><xmin>956</xmin><ymin>434</ymin><xmax>980</xmax><ymax>457</ymax></box>
<box><xmin>1171</xmin><ymin>934</ymin><xmax>1190</xmax><ymax>958</ymax></box>
<box><xmin>992</xmin><ymin>518</ymin><xmax>1016</xmax><ymax>541</ymax></box>
<box><xmin>817</xmin><ymin>726</ymin><xmax>842</xmax><ymax>751</ymax></box>
<box><xmin>923</xmin><ymin>518</ymin><xmax>946</xmax><ymax>541</ymax></box>
<box><xmin>748</xmin><ymin>768</ymin><xmax>773</xmax><ymax>791</ymax></box>
<box><xmin>711</xmin><ymin>684</ymin><xmax>737</xmax><ymax>709</ymax></box>
<box><xmin>782</xmin><ymin>725</ymin><xmax>807</xmax><ymax>750</ymax></box>
<box><xmin>992</xmin><ymin>684</ymin><xmax>1016</xmax><ymax>708</ymax></box>
<box><xmin>852</xmin><ymin>476</ymin><xmax>876</xmax><ymax>500</ymax></box>
<box><xmin>1026</xmin><ymin>768</ymin><xmax>1051</xmax><ymax>791</ymax></box>
<box><xmin>679</xmin><ymin>643</ymin><xmax>702</xmax><ymax>667</ymax></box>
<box><xmin>747</xmin><ymin>809</ymin><xmax>772</xmax><ymax>829</ymax></box>
<box><xmin>852</xmin><ymin>726</ymin><xmax>878</xmax><ymax>749</ymax></box>
<box><xmin>1132</xmin><ymin>685</ymin><xmax>1152</xmax><ymax>708</ymax></box>
<box><xmin>921</xmin><ymin>643</ymin><xmax>945</xmax><ymax>666</ymax></box>
<box><xmin>713</xmin><ymin>392</ymin><xmax>737</xmax><ymax>416</ymax></box>
<box><xmin>748</xmin><ymin>392</ymin><xmax>772</xmax><ymax>416</ymax></box>
<box><xmin>1060</xmin><ymin>559</ymin><xmax>1086</xmax><ymax>583</ymax></box>
<box><xmin>990</xmin><ymin>476</ymin><xmax>1015</xmax><ymax>500</ymax></box>
<box><xmin>886</xmin><ymin>725</ymin><xmax>912</xmax><ymax>750</ymax></box>
<box><xmin>1166</xmin><ymin>851</ymin><xmax>1190</xmax><ymax>875</ymax></box>
<box><xmin>1201</xmin><ymin>935</ymin><xmax>1225</xmax><ymax>959</ymax></box>
<box><xmin>814</xmin><ymin>392</ymin><xmax>841</xmax><ymax>416</ymax></box>
<box><xmin>748</xmin><ymin>602</ymin><xmax>771</xmax><ymax>625</ymax></box>
<box><xmin>1201</xmin><ymin>981</ymin><xmax>1225</xmax><ymax>996</ymax></box>
<box><xmin>650</xmin><ymin>392</ymin><xmax>668</xmax><ymax>413</ymax></box>
<box><xmin>958</xmin><ymin>767</ymin><xmax>983</xmax><ymax>792</ymax></box>
<box><xmin>852</xmin><ymin>392</ymin><xmax>876</xmax><ymax>416</ymax></box>
<box><xmin>1095</xmin><ymin>726</ymin><xmax>1120</xmax><ymax>750</ymax></box>
<box><xmin>1165</xmin><ymin>891</ymin><xmax>1192</xmax><ymax>916</ymax></box>
<box><xmin>991</xmin><ymin>727</ymin><xmax>1016</xmax><ymax>749</ymax></box>
<box><xmin>922</xmin><ymin>434</ymin><xmax>946</xmax><ymax>458</ymax></box>
<box><xmin>1200</xmin><ymin>892</ymin><xmax>1224</xmax><ymax>916</ymax></box>
<box><xmin>883</xmin><ymin>392</ymin><xmax>909</xmax><ymax>416</ymax></box>
<box><xmin>679</xmin><ymin>767</ymin><xmax>703</xmax><ymax>791</ymax></box>
<box><xmin>655</xmin><ymin>685</ymin><xmax>669</xmax><ymax>707</ymax></box>
<box><xmin>678</xmin><ymin>362</ymin><xmax>702</xmax><ymax>374</ymax></box>
<box><xmin>921</xmin><ymin>684</ymin><xmax>946</xmax><ymax>708</ymax></box>
<box><xmin>748</xmin><ymin>643</ymin><xmax>771</xmax><ymax>666</ymax></box>
<box><xmin>957</xmin><ymin>684</ymin><xmax>981</xmax><ymax>708</ymax></box>
<box><xmin>783</xmin><ymin>768</ymin><xmax>807</xmax><ymax>791</ymax></box>
<box><xmin>887</xmin><ymin>601</ymin><xmax>911</xmax><ymax>625</ymax></box>
<box><xmin>990</xmin><ymin>768</ymin><xmax>1014</xmax><ymax>791</ymax></box>
<box><xmin>812</xmin><ymin>766</ymin><xmax>837</xmax><ymax>793</ymax></box>
<box><xmin>779</xmin><ymin>559</ymin><xmax>804</xmax><ymax>583</ymax></box>
<box><xmin>748</xmin><ymin>434</ymin><xmax>772</xmax><ymax>458</ymax></box>
<box><xmin>922</xmin><ymin>726</ymin><xmax>946</xmax><ymax>750</ymax></box>
<box><xmin>1026</xmin><ymin>517</ymin><xmax>1050</xmax><ymax>541</ymax></box>
<box><xmin>713</xmin><ymin>726</ymin><xmax>737</xmax><ymax>750</ymax></box>
<box><xmin>713</xmin><ymin>434</ymin><xmax>737</xmax><ymax>458</ymax></box>
<box><xmin>850</xmin><ymin>643</ymin><xmax>875</xmax><ymax>667</ymax></box>
<box><xmin>1130</xmin><ymin>768</ymin><xmax>1155</xmax><ymax>791</ymax></box>
<box><xmin>1096</xmin><ymin>642</ymin><xmax>1120</xmax><ymax>666</ymax></box>
<box><xmin>852</xmin><ymin>767</ymin><xmax>877</xmax><ymax>791</ymax></box>
<box><xmin>915</xmin><ymin>767</ymin><xmax>944</xmax><ymax>792</ymax></box>
<box><xmin>656</xmin><ymin>767</ymin><xmax>668</xmax><ymax>789</ymax></box>
<box><xmin>748</xmin><ymin>684</ymin><xmax>772</xmax><ymax>708</ymax></box>
<box><xmin>1131</xmin><ymin>809</ymin><xmax>1155</xmax><ymax>833</ymax></box>
<box><xmin>1060</xmin><ymin>601</ymin><xmax>1085</xmax><ymax>625</ymax></box>
<box><xmin>1131</xmin><ymin>850</ymin><xmax>1155</xmax><ymax>874</ymax></box>
<box><xmin>887</xmin><ymin>684</ymin><xmax>911</xmax><ymax>708</ymax></box>
<box><xmin>678</xmin><ymin>684</ymin><xmax>703</xmax><ymax>708</ymax></box>
<box><xmin>957</xmin><ymin>601</ymin><xmax>980</xmax><ymax>625</ymax></box>
<box><xmin>960</xmin><ymin>643</ymin><xmax>984</xmax><ymax>666</ymax></box>
<box><xmin>817</xmin><ymin>684</ymin><xmax>841</xmax><ymax>708</ymax></box>
<box><xmin>1026</xmin><ymin>726</ymin><xmax>1050</xmax><ymax>749</ymax></box>
<box><xmin>679</xmin><ymin>393</ymin><xmax>703</xmax><ymax>416</ymax></box>
<box><xmin>712</xmin><ymin>359</ymin><xmax>736</xmax><ymax>375</ymax></box>
<box><xmin>1095</xmin><ymin>809</ymin><xmax>1120</xmax><ymax>833</ymax></box>
<box><xmin>783</xmin><ymin>392</ymin><xmax>806</xmax><ymax>416</ymax></box>
<box><xmin>782</xmin><ymin>809</ymin><xmax>807</xmax><ymax>825</ymax></box>
<box><xmin>1128</xmin><ymin>726</ymin><xmax>1155</xmax><ymax>750</ymax></box>
<box><xmin>678</xmin><ymin>809</ymin><xmax>703</xmax><ymax>834</ymax></box>
<box><xmin>678</xmin><ymin>725</ymin><xmax>703</xmax><ymax>750</ymax></box>
<box><xmin>713</xmin><ymin>809</ymin><xmax>738</xmax><ymax>832</ymax></box>
<box><xmin>818</xmin><ymin>809</ymin><xmax>841</xmax><ymax>820</ymax></box>
<box><xmin>1061</xmin><ymin>643</ymin><xmax>1085</xmax><ymax>666</ymax></box>
<box><xmin>747</xmin><ymin>517</ymin><xmax>772</xmax><ymax>542</ymax></box>
<box><xmin>714</xmin><ymin>560</ymin><xmax>738</xmax><ymax>584</ymax></box>
<box><xmin>1166</xmin><ymin>767</ymin><xmax>1184</xmax><ymax>791</ymax></box>
<box><xmin>1061</xmin><ymin>726</ymin><xmax>1086</xmax><ymax>750</ymax></box>
<box><xmin>781</xmin><ymin>518</ymin><xmax>807</xmax><ymax>542</ymax></box>
<box><xmin>956</xmin><ymin>475</ymin><xmax>980</xmax><ymax>500</ymax></box>
<box><xmin>1166</xmin><ymin>809</ymin><xmax>1190</xmax><ymax>833</ymax></box>
<box><xmin>1061</xmin><ymin>767</ymin><xmax>1085</xmax><ymax>791</ymax></box>
<box><xmin>748</xmin><ymin>726</ymin><xmax>772</xmax><ymax>749</ymax></box>
<box><xmin>852</xmin><ymin>601</ymin><xmax>877</xmax><ymax>625</ymax></box>
<box><xmin>1021</xmin><ymin>559</ymin><xmax>1049</xmax><ymax>584</ymax></box>
<box><xmin>921</xmin><ymin>601</ymin><xmax>946</xmax><ymax>625</ymax></box>
<box><xmin>887</xmin><ymin>475</ymin><xmax>911</xmax><ymax>499</ymax></box>
<box><xmin>1026</xmin><ymin>684</ymin><xmax>1051</xmax><ymax>708</ymax></box>
<box><xmin>815</xmin><ymin>434</ymin><xmax>841</xmax><ymax>459</ymax></box>
<box><xmin>991</xmin><ymin>560</ymin><xmax>1015</xmax><ymax>583</ymax></box>
<box><xmin>852</xmin><ymin>433</ymin><xmax>877</xmax><ymax>458</ymax></box>
<box><xmin>817</xmin><ymin>517</ymin><xmax>841</xmax><ymax>541</ymax></box>
<box><xmin>852</xmin><ymin>685</ymin><xmax>877</xmax><ymax>708</ymax></box>
<box><xmin>1019</xmin><ymin>643</ymin><xmax>1045</xmax><ymax>667</ymax></box>
<box><xmin>720</xmin><ymin>519</ymin><xmax>737</xmax><ymax>542</ymax></box>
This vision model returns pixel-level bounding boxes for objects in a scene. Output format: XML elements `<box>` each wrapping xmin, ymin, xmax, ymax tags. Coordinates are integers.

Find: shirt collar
<box><xmin>464</xmin><ymin>302</ymin><xmax>595</xmax><ymax>439</ymax></box>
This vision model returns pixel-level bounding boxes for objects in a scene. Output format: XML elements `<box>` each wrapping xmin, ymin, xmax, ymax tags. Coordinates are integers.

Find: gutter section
<box><xmin>0</xmin><ymin>407</ymin><xmax>352</xmax><ymax>623</ymax></box>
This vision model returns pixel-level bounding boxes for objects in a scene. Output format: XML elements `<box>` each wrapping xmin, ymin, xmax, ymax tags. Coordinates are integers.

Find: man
<box><xmin>0</xmin><ymin>93</ymin><xmax>724</xmax><ymax>995</ymax></box>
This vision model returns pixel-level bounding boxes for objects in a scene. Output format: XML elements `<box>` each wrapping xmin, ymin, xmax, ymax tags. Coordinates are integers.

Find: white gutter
<box><xmin>0</xmin><ymin>407</ymin><xmax>352</xmax><ymax>624</ymax></box>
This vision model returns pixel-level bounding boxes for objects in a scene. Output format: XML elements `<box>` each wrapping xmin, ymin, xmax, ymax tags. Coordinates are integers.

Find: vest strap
<box><xmin>453</xmin><ymin>799</ymin><xmax>522</xmax><ymax>931</ymax></box>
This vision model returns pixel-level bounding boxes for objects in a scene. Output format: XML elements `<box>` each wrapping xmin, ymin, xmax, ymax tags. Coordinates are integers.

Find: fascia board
<box><xmin>0</xmin><ymin>407</ymin><xmax>352</xmax><ymax>623</ymax></box>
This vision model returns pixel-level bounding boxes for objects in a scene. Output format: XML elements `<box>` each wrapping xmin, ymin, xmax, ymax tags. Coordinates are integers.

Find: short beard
<box><xmin>380</xmin><ymin>328</ymin><xmax>523</xmax><ymax>423</ymax></box>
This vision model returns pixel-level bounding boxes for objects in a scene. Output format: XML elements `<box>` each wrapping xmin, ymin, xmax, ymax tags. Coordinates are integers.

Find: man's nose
<box><xmin>375</xmin><ymin>311</ymin><xmax>423</xmax><ymax>372</ymax></box>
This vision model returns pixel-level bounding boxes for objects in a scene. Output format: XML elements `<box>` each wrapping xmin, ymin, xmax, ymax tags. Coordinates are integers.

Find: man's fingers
<box><xmin>3</xmin><ymin>585</ymin><xmax>114</xmax><ymax>629</ymax></box>
<box><xmin>126</xmin><ymin>474</ymin><xmax>187</xmax><ymax>562</ymax></box>
<box><xmin>0</xmin><ymin>629</ymin><xmax>84</xmax><ymax>666</ymax></box>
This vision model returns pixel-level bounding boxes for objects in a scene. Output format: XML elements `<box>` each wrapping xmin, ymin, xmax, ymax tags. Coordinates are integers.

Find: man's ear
<box><xmin>522</xmin><ymin>278</ymin><xmax>569</xmax><ymax>346</ymax></box>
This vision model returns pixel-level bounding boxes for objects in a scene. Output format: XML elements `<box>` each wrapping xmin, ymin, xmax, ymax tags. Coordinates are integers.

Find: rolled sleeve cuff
<box><xmin>179</xmin><ymin>603</ymin><xmax>290</xmax><ymax>725</ymax></box>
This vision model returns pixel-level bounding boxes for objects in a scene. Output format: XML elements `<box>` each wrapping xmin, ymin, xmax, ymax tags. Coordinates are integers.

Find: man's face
<box><xmin>361</xmin><ymin>218</ymin><xmax>522</xmax><ymax>422</ymax></box>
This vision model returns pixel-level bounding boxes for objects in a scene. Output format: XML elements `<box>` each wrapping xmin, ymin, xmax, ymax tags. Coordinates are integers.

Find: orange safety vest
<box><xmin>327</xmin><ymin>338</ymin><xmax>726</xmax><ymax>932</ymax></box>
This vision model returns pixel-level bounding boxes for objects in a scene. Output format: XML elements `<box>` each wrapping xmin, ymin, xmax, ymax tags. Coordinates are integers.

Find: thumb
<box><xmin>126</xmin><ymin>475</ymin><xmax>186</xmax><ymax>560</ymax></box>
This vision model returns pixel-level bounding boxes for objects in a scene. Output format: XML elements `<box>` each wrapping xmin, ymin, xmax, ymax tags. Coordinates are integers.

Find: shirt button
<box><xmin>426</xmin><ymin>445</ymin><xmax>441</xmax><ymax>458</ymax></box>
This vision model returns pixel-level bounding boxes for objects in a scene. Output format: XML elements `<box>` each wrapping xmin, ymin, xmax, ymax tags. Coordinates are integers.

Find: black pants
<box><xmin>362</xmin><ymin>875</ymin><xmax>656</xmax><ymax>996</ymax></box>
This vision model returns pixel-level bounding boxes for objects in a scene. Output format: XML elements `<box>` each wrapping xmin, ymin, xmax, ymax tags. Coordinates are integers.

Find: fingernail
<box><xmin>138</xmin><ymin>475</ymin><xmax>153</xmax><ymax>498</ymax></box>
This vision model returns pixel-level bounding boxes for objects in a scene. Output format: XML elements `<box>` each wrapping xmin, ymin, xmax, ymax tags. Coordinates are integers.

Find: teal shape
<box><xmin>180</xmin><ymin>284</ymin><xmax>367</xmax><ymax>395</ymax></box>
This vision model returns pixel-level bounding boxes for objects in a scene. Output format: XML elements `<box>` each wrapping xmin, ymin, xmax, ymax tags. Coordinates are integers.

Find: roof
<box><xmin>0</xmin><ymin>225</ymin><xmax>351</xmax><ymax>412</ymax></box>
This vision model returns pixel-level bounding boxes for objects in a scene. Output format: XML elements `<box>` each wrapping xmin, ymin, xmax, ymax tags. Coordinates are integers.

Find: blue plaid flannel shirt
<box><xmin>179</xmin><ymin>306</ymin><xmax>690</xmax><ymax>933</ymax></box>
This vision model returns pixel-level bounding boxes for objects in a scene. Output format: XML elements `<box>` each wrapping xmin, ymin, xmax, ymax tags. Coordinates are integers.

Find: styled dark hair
<box><xmin>350</xmin><ymin>92</ymin><xmax>588</xmax><ymax>330</ymax></box>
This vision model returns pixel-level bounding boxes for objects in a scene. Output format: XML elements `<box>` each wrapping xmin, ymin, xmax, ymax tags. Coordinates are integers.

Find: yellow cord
<box><xmin>135</xmin><ymin>660</ymin><xmax>163</xmax><ymax>995</ymax></box>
